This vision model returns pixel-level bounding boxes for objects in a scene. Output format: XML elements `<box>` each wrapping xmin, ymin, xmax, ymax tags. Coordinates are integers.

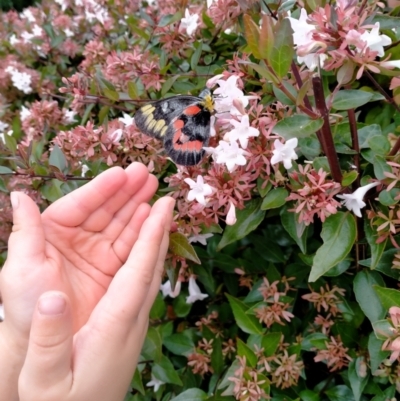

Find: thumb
<box><xmin>19</xmin><ymin>292</ymin><xmax>73</xmax><ymax>398</ymax></box>
<box><xmin>7</xmin><ymin>191</ymin><xmax>45</xmax><ymax>265</ymax></box>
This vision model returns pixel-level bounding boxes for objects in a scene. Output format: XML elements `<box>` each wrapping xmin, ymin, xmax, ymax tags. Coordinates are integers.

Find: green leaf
<box><xmin>141</xmin><ymin>326</ymin><xmax>163</xmax><ymax>362</ymax></box>
<box><xmin>169</xmin><ymin>232</ymin><xmax>200</xmax><ymax>264</ymax></box>
<box><xmin>0</xmin><ymin>166</ymin><xmax>13</xmax><ymax>174</ymax></box>
<box><xmin>341</xmin><ymin>170</ymin><xmax>358</xmax><ymax>187</ymax></box>
<box><xmin>370</xmin><ymin>14</ymin><xmax>400</xmax><ymax>30</ymax></box>
<box><xmin>298</xmin><ymin>136</ymin><xmax>321</xmax><ymax>159</ymax></box>
<box><xmin>170</xmin><ymin>389</ymin><xmax>207</xmax><ymax>401</ymax></box>
<box><xmin>4</xmin><ymin>132</ymin><xmax>17</xmax><ymax>153</ymax></box>
<box><xmin>149</xmin><ymin>293</ymin><xmax>166</xmax><ymax>320</ymax></box>
<box><xmin>261</xmin><ymin>332</ymin><xmax>281</xmax><ymax>356</ymax></box>
<box><xmin>49</xmin><ymin>144</ymin><xmax>67</xmax><ymax>172</ymax></box>
<box><xmin>257</xmin><ymin>179</ymin><xmax>272</xmax><ymax>197</ymax></box>
<box><xmin>358</xmin><ymin>124</ymin><xmax>382</xmax><ymax>149</ymax></box>
<box><xmin>270</xmin><ymin>18</ymin><xmax>293</xmax><ymax>78</ymax></box>
<box><xmin>368</xmin><ymin>332</ymin><xmax>389</xmax><ymax>373</ymax></box>
<box><xmin>237</xmin><ymin>338</ymin><xmax>258</xmax><ymax>368</ymax></box>
<box><xmin>373</xmin><ymin>154</ymin><xmax>391</xmax><ymax>180</ymax></box>
<box><xmin>299</xmin><ymin>389</ymin><xmax>320</xmax><ymax>401</ymax></box>
<box><xmin>243</xmin><ymin>14</ymin><xmax>261</xmax><ymax>59</ymax></box>
<box><xmin>163</xmin><ymin>333</ymin><xmax>195</xmax><ymax>356</ymax></box>
<box><xmin>98</xmin><ymin>106</ymin><xmax>110</xmax><ymax>125</ymax></box>
<box><xmin>353</xmin><ymin>271</ymin><xmax>386</xmax><ymax>324</ymax></box>
<box><xmin>158</xmin><ymin>11</ymin><xmax>182</xmax><ymax>27</ymax></box>
<box><xmin>225</xmin><ymin>294</ymin><xmax>263</xmax><ymax>335</ymax></box>
<box><xmin>244</xmin><ymin>62</ymin><xmax>278</xmax><ymax>83</ymax></box>
<box><xmin>131</xmin><ymin>368</ymin><xmax>145</xmax><ymax>395</ymax></box>
<box><xmin>162</xmin><ymin>76</ymin><xmax>180</xmax><ymax>97</ymax></box>
<box><xmin>372</xmin><ymin>319</ymin><xmax>393</xmax><ymax>341</ymax></box>
<box><xmin>127</xmin><ymin>81</ymin><xmax>138</xmax><ymax>99</ymax></box>
<box><xmin>152</xmin><ymin>355</ymin><xmax>183</xmax><ymax>386</ymax></box>
<box><xmin>172</xmin><ymin>294</ymin><xmax>192</xmax><ymax>317</ymax></box>
<box><xmin>103</xmin><ymin>88</ymin><xmax>120</xmax><ymax>102</ymax></box>
<box><xmin>348</xmin><ymin>358</ymin><xmax>369</xmax><ymax>401</ymax></box>
<box><xmin>211</xmin><ymin>336</ymin><xmax>224</xmax><ymax>375</ymax></box>
<box><xmin>273</xmin><ymin>115</ymin><xmax>324</xmax><ymax>139</ymax></box>
<box><xmin>302</xmin><ymin>333</ymin><xmax>329</xmax><ymax>351</ymax></box>
<box><xmin>331</xmin><ymin>90</ymin><xmax>373</xmax><ymax>110</ymax></box>
<box><xmin>261</xmin><ymin>187</ymin><xmax>288</xmax><ymax>210</ymax></box>
<box><xmin>40</xmin><ymin>179</ymin><xmax>64</xmax><ymax>202</ymax></box>
<box><xmin>374</xmin><ymin>285</ymin><xmax>400</xmax><ymax>310</ymax></box>
<box><xmin>191</xmin><ymin>41</ymin><xmax>203</xmax><ymax>71</ymax></box>
<box><xmin>259</xmin><ymin>14</ymin><xmax>274</xmax><ymax>60</ymax></box>
<box><xmin>368</xmin><ymin>135</ymin><xmax>390</xmax><ymax>155</ymax></box>
<box><xmin>325</xmin><ymin>385</ymin><xmax>355</xmax><ymax>401</ymax></box>
<box><xmin>309</xmin><ymin>212</ymin><xmax>357</xmax><ymax>282</ymax></box>
<box><xmin>217</xmin><ymin>198</ymin><xmax>265</xmax><ymax>251</ymax></box>
<box><xmin>364</xmin><ymin>221</ymin><xmax>387</xmax><ymax>270</ymax></box>
<box><xmin>379</xmin><ymin>188</ymin><xmax>400</xmax><ymax>206</ymax></box>
<box><xmin>360</xmin><ymin>248</ymin><xmax>400</xmax><ymax>280</ymax></box>
<box><xmin>281</xmin><ymin>205</ymin><xmax>308</xmax><ymax>254</ymax></box>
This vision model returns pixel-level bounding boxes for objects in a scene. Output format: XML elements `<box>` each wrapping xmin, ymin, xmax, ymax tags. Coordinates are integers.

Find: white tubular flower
<box><xmin>188</xmin><ymin>233</ymin><xmax>214</xmax><ymax>245</ymax></box>
<box><xmin>214</xmin><ymin>140</ymin><xmax>250</xmax><ymax>172</ymax></box>
<box><xmin>186</xmin><ymin>276</ymin><xmax>208</xmax><ymax>304</ymax></box>
<box><xmin>270</xmin><ymin>138</ymin><xmax>298</xmax><ymax>169</ymax></box>
<box><xmin>180</xmin><ymin>9</ymin><xmax>199</xmax><ymax>36</ymax></box>
<box><xmin>184</xmin><ymin>175</ymin><xmax>214</xmax><ymax>206</ymax></box>
<box><xmin>146</xmin><ymin>375</ymin><xmax>165</xmax><ymax>392</ymax></box>
<box><xmin>359</xmin><ymin>23</ymin><xmax>391</xmax><ymax>57</ymax></box>
<box><xmin>109</xmin><ymin>128</ymin><xmax>123</xmax><ymax>143</ymax></box>
<box><xmin>160</xmin><ymin>280</ymin><xmax>182</xmax><ymax>298</ymax></box>
<box><xmin>118</xmin><ymin>113</ymin><xmax>135</xmax><ymax>126</ymax></box>
<box><xmin>20</xmin><ymin>106</ymin><xmax>31</xmax><ymax>121</ymax></box>
<box><xmin>226</xmin><ymin>115</ymin><xmax>260</xmax><ymax>149</ymax></box>
<box><xmin>336</xmin><ymin>182</ymin><xmax>379</xmax><ymax>218</ymax></box>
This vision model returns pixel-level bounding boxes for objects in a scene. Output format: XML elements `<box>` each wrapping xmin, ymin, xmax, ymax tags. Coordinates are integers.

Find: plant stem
<box><xmin>312</xmin><ymin>76</ymin><xmax>342</xmax><ymax>183</ymax></box>
<box><xmin>0</xmin><ymin>172</ymin><xmax>92</xmax><ymax>181</ymax></box>
<box><xmin>347</xmin><ymin>108</ymin><xmax>361</xmax><ymax>189</ymax></box>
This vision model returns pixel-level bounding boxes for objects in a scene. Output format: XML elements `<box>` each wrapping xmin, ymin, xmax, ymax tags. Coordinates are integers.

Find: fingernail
<box><xmin>38</xmin><ymin>294</ymin><xmax>66</xmax><ymax>315</ymax></box>
<box><xmin>10</xmin><ymin>192</ymin><xmax>19</xmax><ymax>210</ymax></box>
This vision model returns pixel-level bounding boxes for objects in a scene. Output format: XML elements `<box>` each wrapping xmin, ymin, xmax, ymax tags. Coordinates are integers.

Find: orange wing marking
<box><xmin>183</xmin><ymin>105</ymin><xmax>201</xmax><ymax>116</ymax></box>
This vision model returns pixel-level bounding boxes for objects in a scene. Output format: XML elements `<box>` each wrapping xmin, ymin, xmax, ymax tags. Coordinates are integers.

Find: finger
<box><xmin>5</xmin><ymin>192</ymin><xmax>45</xmax><ymax>267</ymax></box>
<box><xmin>81</xmin><ymin>164</ymin><xmax>157</xmax><ymax>232</ymax></box>
<box><xmin>112</xmin><ymin>202</ymin><xmax>151</xmax><ymax>262</ymax></box>
<box><xmin>82</xmin><ymin>170</ymin><xmax>158</xmax><ymax>233</ymax></box>
<box><xmin>42</xmin><ymin>166</ymin><xmax>128</xmax><ymax>227</ymax></box>
<box><xmin>89</xmin><ymin>197</ymin><xmax>175</xmax><ymax>327</ymax></box>
<box><xmin>19</xmin><ymin>292</ymin><xmax>73</xmax><ymax>398</ymax></box>
<box><xmin>140</xmin><ymin>222</ymin><xmax>171</xmax><ymax>315</ymax></box>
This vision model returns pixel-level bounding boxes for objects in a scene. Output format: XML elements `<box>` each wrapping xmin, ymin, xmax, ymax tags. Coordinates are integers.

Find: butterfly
<box><xmin>134</xmin><ymin>89</ymin><xmax>215</xmax><ymax>166</ymax></box>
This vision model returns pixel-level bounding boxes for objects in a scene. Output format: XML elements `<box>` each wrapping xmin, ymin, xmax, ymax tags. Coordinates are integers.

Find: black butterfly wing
<box><xmin>163</xmin><ymin>105</ymin><xmax>211</xmax><ymax>166</ymax></box>
<box><xmin>134</xmin><ymin>96</ymin><xmax>201</xmax><ymax>140</ymax></box>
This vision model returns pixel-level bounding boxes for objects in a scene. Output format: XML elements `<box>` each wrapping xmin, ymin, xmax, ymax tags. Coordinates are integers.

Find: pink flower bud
<box><xmin>147</xmin><ymin>160</ymin><xmax>155</xmax><ymax>173</ymax></box>
<box><xmin>226</xmin><ymin>202</ymin><xmax>237</xmax><ymax>225</ymax></box>
<box><xmin>206</xmin><ymin>74</ymin><xmax>224</xmax><ymax>88</ymax></box>
<box><xmin>232</xmin><ymin>98</ymin><xmax>246</xmax><ymax>115</ymax></box>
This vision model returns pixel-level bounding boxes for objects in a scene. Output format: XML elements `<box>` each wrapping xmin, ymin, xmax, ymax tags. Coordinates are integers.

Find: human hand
<box><xmin>0</xmin><ymin>162</ymin><xmax>160</xmax><ymax>349</ymax></box>
<box><xmin>17</xmin><ymin>195</ymin><xmax>174</xmax><ymax>401</ymax></box>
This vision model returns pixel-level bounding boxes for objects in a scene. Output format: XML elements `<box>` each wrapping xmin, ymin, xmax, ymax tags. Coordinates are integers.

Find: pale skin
<box><xmin>0</xmin><ymin>162</ymin><xmax>175</xmax><ymax>401</ymax></box>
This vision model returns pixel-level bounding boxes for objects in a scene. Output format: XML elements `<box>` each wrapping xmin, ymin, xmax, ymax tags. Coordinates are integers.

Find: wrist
<box><xmin>0</xmin><ymin>322</ymin><xmax>29</xmax><ymax>401</ymax></box>
<box><xmin>0</xmin><ymin>321</ymin><xmax>29</xmax><ymax>359</ymax></box>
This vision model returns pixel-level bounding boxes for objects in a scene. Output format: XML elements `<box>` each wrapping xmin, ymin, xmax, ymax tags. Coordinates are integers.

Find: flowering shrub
<box><xmin>2</xmin><ymin>0</ymin><xmax>400</xmax><ymax>399</ymax></box>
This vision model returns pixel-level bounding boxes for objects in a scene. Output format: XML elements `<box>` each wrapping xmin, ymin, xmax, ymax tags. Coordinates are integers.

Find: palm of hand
<box><xmin>1</xmin><ymin>164</ymin><xmax>158</xmax><ymax>339</ymax></box>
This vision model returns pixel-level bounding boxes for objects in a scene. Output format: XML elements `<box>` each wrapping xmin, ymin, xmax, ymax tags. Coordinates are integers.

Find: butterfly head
<box><xmin>198</xmin><ymin>88</ymin><xmax>215</xmax><ymax>115</ymax></box>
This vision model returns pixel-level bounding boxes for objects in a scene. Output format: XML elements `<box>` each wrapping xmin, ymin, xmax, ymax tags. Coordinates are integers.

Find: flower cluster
<box><xmin>287</xmin><ymin>165</ymin><xmax>342</xmax><ymax>225</ymax></box>
<box><xmin>2</xmin><ymin>0</ymin><xmax>400</xmax><ymax>399</ymax></box>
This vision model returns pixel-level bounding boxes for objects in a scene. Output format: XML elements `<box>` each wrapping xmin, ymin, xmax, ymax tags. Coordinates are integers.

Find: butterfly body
<box><xmin>134</xmin><ymin>89</ymin><xmax>215</xmax><ymax>166</ymax></box>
